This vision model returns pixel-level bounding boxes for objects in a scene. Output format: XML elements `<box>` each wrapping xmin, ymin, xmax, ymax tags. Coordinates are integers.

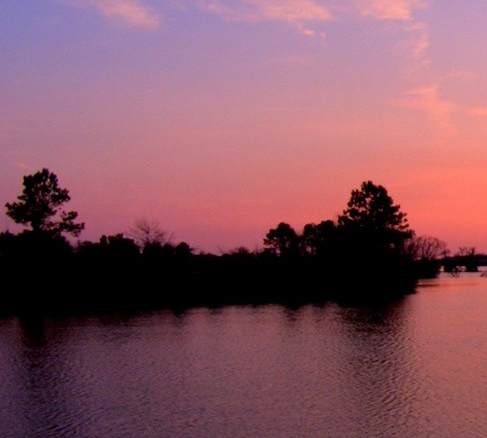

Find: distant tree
<box><xmin>300</xmin><ymin>220</ymin><xmax>337</xmax><ymax>256</ymax></box>
<box><xmin>404</xmin><ymin>235</ymin><xmax>449</xmax><ymax>260</ymax></box>
<box><xmin>263</xmin><ymin>222</ymin><xmax>300</xmax><ymax>257</ymax></box>
<box><xmin>175</xmin><ymin>241</ymin><xmax>193</xmax><ymax>258</ymax></box>
<box><xmin>228</xmin><ymin>246</ymin><xmax>253</xmax><ymax>257</ymax></box>
<box><xmin>127</xmin><ymin>217</ymin><xmax>168</xmax><ymax>250</ymax></box>
<box><xmin>403</xmin><ymin>235</ymin><xmax>447</xmax><ymax>278</ymax></box>
<box><xmin>456</xmin><ymin>246</ymin><xmax>478</xmax><ymax>272</ymax></box>
<box><xmin>100</xmin><ymin>233</ymin><xmax>140</xmax><ymax>259</ymax></box>
<box><xmin>5</xmin><ymin>168</ymin><xmax>84</xmax><ymax>238</ymax></box>
<box><xmin>456</xmin><ymin>246</ymin><xmax>476</xmax><ymax>258</ymax></box>
<box><xmin>337</xmin><ymin>180</ymin><xmax>412</xmax><ymax>252</ymax></box>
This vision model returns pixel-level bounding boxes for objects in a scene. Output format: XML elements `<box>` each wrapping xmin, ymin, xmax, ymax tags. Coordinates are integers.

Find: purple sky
<box><xmin>3</xmin><ymin>1</ymin><xmax>487</xmax><ymax>254</ymax></box>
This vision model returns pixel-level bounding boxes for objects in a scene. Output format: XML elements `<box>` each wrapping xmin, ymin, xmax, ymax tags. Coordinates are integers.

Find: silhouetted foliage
<box><xmin>5</xmin><ymin>168</ymin><xmax>84</xmax><ymax>238</ymax></box>
<box><xmin>128</xmin><ymin>217</ymin><xmax>168</xmax><ymax>251</ymax></box>
<box><xmin>454</xmin><ymin>246</ymin><xmax>478</xmax><ymax>272</ymax></box>
<box><xmin>338</xmin><ymin>181</ymin><xmax>409</xmax><ymax>231</ymax></box>
<box><xmin>300</xmin><ymin>220</ymin><xmax>337</xmax><ymax>257</ymax></box>
<box><xmin>404</xmin><ymin>235</ymin><xmax>449</xmax><ymax>261</ymax></box>
<box><xmin>263</xmin><ymin>222</ymin><xmax>300</xmax><ymax>258</ymax></box>
<box><xmin>403</xmin><ymin>235</ymin><xmax>448</xmax><ymax>278</ymax></box>
<box><xmin>0</xmin><ymin>176</ymin><xmax>447</xmax><ymax>317</ymax></box>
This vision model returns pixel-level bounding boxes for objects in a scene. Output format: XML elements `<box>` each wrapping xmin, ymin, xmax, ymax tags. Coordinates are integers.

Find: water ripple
<box><xmin>1</xmin><ymin>287</ymin><xmax>487</xmax><ymax>437</ymax></box>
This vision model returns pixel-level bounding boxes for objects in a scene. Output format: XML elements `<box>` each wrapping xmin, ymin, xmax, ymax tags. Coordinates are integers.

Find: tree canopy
<box><xmin>336</xmin><ymin>180</ymin><xmax>412</xmax><ymax>252</ymax></box>
<box><xmin>263</xmin><ymin>222</ymin><xmax>300</xmax><ymax>257</ymax></box>
<box><xmin>5</xmin><ymin>168</ymin><xmax>84</xmax><ymax>238</ymax></box>
<box><xmin>0</xmin><ymin>173</ymin><xmax>447</xmax><ymax>314</ymax></box>
<box><xmin>337</xmin><ymin>180</ymin><xmax>410</xmax><ymax>233</ymax></box>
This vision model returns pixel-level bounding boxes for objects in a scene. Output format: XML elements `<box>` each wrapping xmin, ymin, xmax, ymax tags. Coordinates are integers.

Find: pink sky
<box><xmin>2</xmin><ymin>1</ymin><xmax>487</xmax><ymax>254</ymax></box>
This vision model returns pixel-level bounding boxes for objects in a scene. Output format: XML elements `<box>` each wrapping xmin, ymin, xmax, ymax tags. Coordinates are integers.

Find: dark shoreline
<box><xmin>1</xmin><ymin>257</ymin><xmax>422</xmax><ymax>319</ymax></box>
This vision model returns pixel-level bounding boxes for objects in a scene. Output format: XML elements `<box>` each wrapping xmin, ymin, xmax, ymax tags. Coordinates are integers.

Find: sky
<box><xmin>2</xmin><ymin>1</ymin><xmax>487</xmax><ymax>255</ymax></box>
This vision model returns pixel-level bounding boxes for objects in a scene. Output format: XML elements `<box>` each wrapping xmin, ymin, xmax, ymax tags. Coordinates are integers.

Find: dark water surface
<box><xmin>2</xmin><ymin>272</ymin><xmax>487</xmax><ymax>438</ymax></box>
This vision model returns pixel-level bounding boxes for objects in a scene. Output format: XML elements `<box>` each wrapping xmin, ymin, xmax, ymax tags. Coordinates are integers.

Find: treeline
<box><xmin>0</xmin><ymin>169</ymin><xmax>447</xmax><ymax>316</ymax></box>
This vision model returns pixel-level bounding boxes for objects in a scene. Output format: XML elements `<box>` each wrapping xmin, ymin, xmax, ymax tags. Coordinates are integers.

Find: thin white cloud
<box><xmin>345</xmin><ymin>1</ymin><xmax>432</xmax><ymax>73</ymax></box>
<box><xmin>301</xmin><ymin>28</ymin><xmax>316</xmax><ymax>37</ymax></box>
<box><xmin>15</xmin><ymin>162</ymin><xmax>32</xmax><ymax>171</ymax></box>
<box><xmin>396</xmin><ymin>85</ymin><xmax>457</xmax><ymax>136</ymax></box>
<box><xmin>355</xmin><ymin>0</ymin><xmax>427</xmax><ymax>21</ymax></box>
<box><xmin>331</xmin><ymin>1</ymin><xmax>432</xmax><ymax>76</ymax></box>
<box><xmin>199</xmin><ymin>1</ymin><xmax>433</xmax><ymax>43</ymax></box>
<box><xmin>201</xmin><ymin>0</ymin><xmax>331</xmax><ymax>33</ymax></box>
<box><xmin>68</xmin><ymin>0</ymin><xmax>160</xmax><ymax>28</ymax></box>
<box><xmin>201</xmin><ymin>0</ymin><xmax>332</xmax><ymax>38</ymax></box>
<box><xmin>252</xmin><ymin>0</ymin><xmax>331</xmax><ymax>22</ymax></box>
<box><xmin>402</xmin><ymin>21</ymin><xmax>430</xmax><ymax>70</ymax></box>
<box><xmin>408</xmin><ymin>22</ymin><xmax>429</xmax><ymax>61</ymax></box>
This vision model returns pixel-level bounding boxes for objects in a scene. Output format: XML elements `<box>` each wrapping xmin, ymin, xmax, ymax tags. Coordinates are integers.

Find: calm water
<box><xmin>2</xmin><ymin>272</ymin><xmax>487</xmax><ymax>438</ymax></box>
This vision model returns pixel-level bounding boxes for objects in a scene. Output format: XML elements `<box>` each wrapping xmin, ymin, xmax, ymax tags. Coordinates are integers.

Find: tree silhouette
<box><xmin>5</xmin><ymin>168</ymin><xmax>84</xmax><ymax>238</ymax></box>
<box><xmin>300</xmin><ymin>220</ymin><xmax>337</xmax><ymax>257</ymax></box>
<box><xmin>263</xmin><ymin>222</ymin><xmax>300</xmax><ymax>257</ymax></box>
<box><xmin>456</xmin><ymin>246</ymin><xmax>478</xmax><ymax>272</ymax></box>
<box><xmin>127</xmin><ymin>217</ymin><xmax>168</xmax><ymax>250</ymax></box>
<box><xmin>337</xmin><ymin>180</ymin><xmax>412</xmax><ymax>252</ymax></box>
<box><xmin>338</xmin><ymin>181</ymin><xmax>410</xmax><ymax>233</ymax></box>
<box><xmin>404</xmin><ymin>235</ymin><xmax>449</xmax><ymax>260</ymax></box>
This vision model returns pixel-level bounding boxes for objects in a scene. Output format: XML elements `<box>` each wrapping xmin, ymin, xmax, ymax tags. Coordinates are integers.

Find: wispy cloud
<box><xmin>354</xmin><ymin>0</ymin><xmax>427</xmax><ymax>21</ymax></box>
<box><xmin>468</xmin><ymin>107</ymin><xmax>487</xmax><ymax>117</ymax></box>
<box><xmin>15</xmin><ymin>162</ymin><xmax>32</xmax><ymax>171</ymax></box>
<box><xmin>346</xmin><ymin>1</ymin><xmax>432</xmax><ymax>73</ymax></box>
<box><xmin>68</xmin><ymin>0</ymin><xmax>160</xmax><ymax>28</ymax></box>
<box><xmin>403</xmin><ymin>21</ymin><xmax>430</xmax><ymax>69</ymax></box>
<box><xmin>203</xmin><ymin>0</ymin><xmax>331</xmax><ymax>21</ymax></box>
<box><xmin>251</xmin><ymin>0</ymin><xmax>331</xmax><ymax>22</ymax></box>
<box><xmin>396</xmin><ymin>85</ymin><xmax>457</xmax><ymax>137</ymax></box>
<box><xmin>201</xmin><ymin>0</ymin><xmax>331</xmax><ymax>36</ymax></box>
<box><xmin>201</xmin><ymin>0</ymin><xmax>428</xmax><ymax>23</ymax></box>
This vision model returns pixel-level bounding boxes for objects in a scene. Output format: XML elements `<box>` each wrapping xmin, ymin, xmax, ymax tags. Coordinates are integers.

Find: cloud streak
<box><xmin>251</xmin><ymin>0</ymin><xmax>331</xmax><ymax>22</ymax></box>
<box><xmin>354</xmin><ymin>0</ymin><xmax>427</xmax><ymax>21</ymax></box>
<box><xmin>71</xmin><ymin>0</ymin><xmax>160</xmax><ymax>28</ymax></box>
<box><xmin>199</xmin><ymin>0</ymin><xmax>431</xmax><ymax>23</ymax></box>
<box><xmin>199</xmin><ymin>0</ymin><xmax>430</xmax><ymax>43</ymax></box>
<box><xmin>396</xmin><ymin>85</ymin><xmax>457</xmax><ymax>137</ymax></box>
<box><xmin>202</xmin><ymin>0</ymin><xmax>331</xmax><ymax>21</ymax></box>
<box><xmin>202</xmin><ymin>0</ymin><xmax>427</xmax><ymax>23</ymax></box>
<box><xmin>401</xmin><ymin>21</ymin><xmax>430</xmax><ymax>70</ymax></box>
<box><xmin>200</xmin><ymin>0</ymin><xmax>331</xmax><ymax>36</ymax></box>
<box><xmin>349</xmin><ymin>1</ymin><xmax>432</xmax><ymax>69</ymax></box>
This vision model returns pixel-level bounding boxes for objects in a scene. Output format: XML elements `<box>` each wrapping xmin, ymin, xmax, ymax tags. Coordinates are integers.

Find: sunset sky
<box><xmin>2</xmin><ymin>1</ymin><xmax>487</xmax><ymax>254</ymax></box>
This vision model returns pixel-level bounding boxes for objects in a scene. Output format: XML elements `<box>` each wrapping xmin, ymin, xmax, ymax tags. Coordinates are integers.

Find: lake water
<box><xmin>2</xmin><ymin>272</ymin><xmax>487</xmax><ymax>438</ymax></box>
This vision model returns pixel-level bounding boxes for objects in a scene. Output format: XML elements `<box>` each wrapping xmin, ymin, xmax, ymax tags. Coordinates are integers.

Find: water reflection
<box><xmin>333</xmin><ymin>298</ymin><xmax>420</xmax><ymax>436</ymax></box>
<box><xmin>3</xmin><ymin>280</ymin><xmax>487</xmax><ymax>437</ymax></box>
<box><xmin>16</xmin><ymin>317</ymin><xmax>78</xmax><ymax>438</ymax></box>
